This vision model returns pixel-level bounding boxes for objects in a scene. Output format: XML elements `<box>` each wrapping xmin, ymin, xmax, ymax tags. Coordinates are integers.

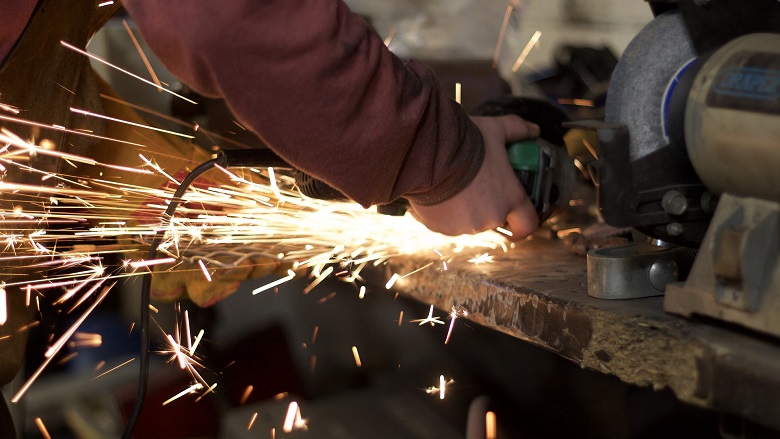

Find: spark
<box><xmin>424</xmin><ymin>375</ymin><xmax>455</xmax><ymax>399</ymax></box>
<box><xmin>0</xmin><ymin>114</ymin><xmax>146</xmax><ymax>146</ymax></box>
<box><xmin>385</xmin><ymin>273</ymin><xmax>400</xmax><ymax>289</ymax></box>
<box><xmin>282</xmin><ymin>401</ymin><xmax>307</xmax><ymax>433</ymax></box>
<box><xmin>303</xmin><ymin>265</ymin><xmax>333</xmax><ymax>294</ymax></box>
<box><xmin>194</xmin><ymin>383</ymin><xmax>218</xmax><ymax>402</ymax></box>
<box><xmin>445</xmin><ymin>306</ymin><xmax>468</xmax><ymax>345</ymax></box>
<box><xmin>383</xmin><ymin>27</ymin><xmax>397</xmax><ymax>47</ymax></box>
<box><xmin>0</xmin><ymin>287</ymin><xmax>6</xmax><ymax>325</ymax></box>
<box><xmin>455</xmin><ymin>82</ymin><xmax>462</xmax><ymax>104</ymax></box>
<box><xmin>468</xmin><ymin>253</ymin><xmax>494</xmax><ymax>264</ymax></box>
<box><xmin>93</xmin><ymin>358</ymin><xmax>135</xmax><ymax>380</ymax></box>
<box><xmin>167</xmin><ymin>334</ymin><xmax>188</xmax><ymax>369</ymax></box>
<box><xmin>398</xmin><ymin>311</ymin><xmax>404</xmax><ymax>326</ymax></box>
<box><xmin>129</xmin><ymin>257</ymin><xmax>177</xmax><ymax>268</ymax></box>
<box><xmin>70</xmin><ymin>107</ymin><xmax>195</xmax><ymax>139</ymax></box>
<box><xmin>351</xmin><ymin>345</ymin><xmax>362</xmax><ymax>367</ymax></box>
<box><xmin>492</xmin><ymin>4</ymin><xmax>514</xmax><ymax>69</ymax></box>
<box><xmin>253</xmin><ymin>269</ymin><xmax>295</xmax><ymax>295</ymax></box>
<box><xmin>496</xmin><ymin>226</ymin><xmax>513</xmax><ymax>237</ymax></box>
<box><xmin>358</xmin><ymin>285</ymin><xmax>366</xmax><ymax>299</ymax></box>
<box><xmin>240</xmin><ymin>385</ymin><xmax>254</xmax><ymax>405</ymax></box>
<box><xmin>248</xmin><ymin>412</ymin><xmax>258</xmax><ymax>430</ymax></box>
<box><xmin>197</xmin><ymin>259</ymin><xmax>212</xmax><ymax>282</ymax></box>
<box><xmin>98</xmin><ymin>1</ymin><xmax>114</xmax><ymax>6</ymax></box>
<box><xmin>122</xmin><ymin>19</ymin><xmax>163</xmax><ymax>91</ymax></box>
<box><xmin>311</xmin><ymin>325</ymin><xmax>319</xmax><ymax>344</ymax></box>
<box><xmin>13</xmin><ymin>284</ymin><xmax>113</xmax><ymax>403</ymax></box>
<box><xmin>60</xmin><ymin>41</ymin><xmax>197</xmax><ymax>104</ymax></box>
<box><xmin>486</xmin><ymin>411</ymin><xmax>497</xmax><ymax>439</ymax></box>
<box><xmin>557</xmin><ymin>98</ymin><xmax>595</xmax><ymax>107</ymax></box>
<box><xmin>411</xmin><ymin>305</ymin><xmax>445</xmax><ymax>326</ymax></box>
<box><xmin>511</xmin><ymin>30</ymin><xmax>542</xmax><ymax>73</ymax></box>
<box><xmin>191</xmin><ymin>329</ymin><xmax>204</xmax><ymax>354</ymax></box>
<box><xmin>162</xmin><ymin>383</ymin><xmax>203</xmax><ymax>406</ymax></box>
<box><xmin>35</xmin><ymin>418</ymin><xmax>52</xmax><ymax>439</ymax></box>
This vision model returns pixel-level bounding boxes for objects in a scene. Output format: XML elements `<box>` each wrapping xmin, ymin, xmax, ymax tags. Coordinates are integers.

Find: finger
<box><xmin>500</xmin><ymin>115</ymin><xmax>540</xmax><ymax>141</ymax></box>
<box><xmin>504</xmin><ymin>196</ymin><xmax>539</xmax><ymax>240</ymax></box>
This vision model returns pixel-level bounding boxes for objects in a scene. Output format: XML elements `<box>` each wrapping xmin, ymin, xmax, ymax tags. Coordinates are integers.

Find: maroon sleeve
<box><xmin>121</xmin><ymin>0</ymin><xmax>484</xmax><ymax>207</ymax></box>
<box><xmin>0</xmin><ymin>1</ymin><xmax>37</xmax><ymax>64</ymax></box>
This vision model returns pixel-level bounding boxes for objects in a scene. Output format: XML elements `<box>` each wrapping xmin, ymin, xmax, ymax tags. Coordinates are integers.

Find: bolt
<box><xmin>648</xmin><ymin>259</ymin><xmax>679</xmax><ymax>292</ymax></box>
<box><xmin>700</xmin><ymin>191</ymin><xmax>719</xmax><ymax>214</ymax></box>
<box><xmin>662</xmin><ymin>190</ymin><xmax>688</xmax><ymax>215</ymax></box>
<box><xmin>667</xmin><ymin>222</ymin><xmax>684</xmax><ymax>236</ymax></box>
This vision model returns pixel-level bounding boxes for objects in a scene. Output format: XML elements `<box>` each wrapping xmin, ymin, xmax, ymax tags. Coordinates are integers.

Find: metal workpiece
<box><xmin>685</xmin><ymin>33</ymin><xmax>780</xmax><ymax>201</ymax></box>
<box><xmin>587</xmin><ymin>242</ymin><xmax>696</xmax><ymax>299</ymax></box>
<box><xmin>666</xmin><ymin>194</ymin><xmax>780</xmax><ymax>337</ymax></box>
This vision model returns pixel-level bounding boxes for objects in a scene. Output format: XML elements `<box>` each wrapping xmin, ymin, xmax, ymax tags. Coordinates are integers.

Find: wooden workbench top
<box><xmin>379</xmin><ymin>237</ymin><xmax>780</xmax><ymax>430</ymax></box>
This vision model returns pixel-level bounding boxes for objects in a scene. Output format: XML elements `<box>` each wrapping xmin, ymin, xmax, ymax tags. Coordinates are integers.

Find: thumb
<box><xmin>499</xmin><ymin>114</ymin><xmax>540</xmax><ymax>141</ymax></box>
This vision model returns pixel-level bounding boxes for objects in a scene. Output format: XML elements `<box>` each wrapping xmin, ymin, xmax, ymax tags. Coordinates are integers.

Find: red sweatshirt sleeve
<box><xmin>121</xmin><ymin>0</ymin><xmax>484</xmax><ymax>207</ymax></box>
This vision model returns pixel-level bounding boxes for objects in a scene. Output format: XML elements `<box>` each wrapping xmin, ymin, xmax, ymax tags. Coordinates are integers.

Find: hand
<box><xmin>409</xmin><ymin>115</ymin><xmax>540</xmax><ymax>240</ymax></box>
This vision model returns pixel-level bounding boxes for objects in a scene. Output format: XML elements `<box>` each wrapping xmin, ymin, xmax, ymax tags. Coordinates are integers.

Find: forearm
<box><xmin>122</xmin><ymin>0</ymin><xmax>483</xmax><ymax>207</ymax></box>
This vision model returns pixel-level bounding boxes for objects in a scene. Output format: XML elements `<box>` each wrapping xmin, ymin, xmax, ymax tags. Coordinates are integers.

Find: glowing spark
<box><xmin>149</xmin><ymin>304</ymin><xmax>159</xmax><ymax>313</ymax></box>
<box><xmin>311</xmin><ymin>326</ymin><xmax>319</xmax><ymax>344</ymax></box>
<box><xmin>352</xmin><ymin>346</ymin><xmax>362</xmax><ymax>367</ymax></box>
<box><xmin>70</xmin><ymin>107</ymin><xmax>195</xmax><ymax>138</ymax></box>
<box><xmin>411</xmin><ymin>305</ymin><xmax>445</xmax><ymax>326</ymax></box>
<box><xmin>0</xmin><ymin>102</ymin><xmax>20</xmax><ymax>114</ymax></box>
<box><xmin>455</xmin><ymin>82</ymin><xmax>462</xmax><ymax>104</ymax></box>
<box><xmin>468</xmin><ymin>253</ymin><xmax>494</xmax><ymax>264</ymax></box>
<box><xmin>496</xmin><ymin>226</ymin><xmax>513</xmax><ymax>237</ymax></box>
<box><xmin>424</xmin><ymin>376</ymin><xmax>454</xmax><ymax>399</ymax></box>
<box><xmin>240</xmin><ymin>385</ymin><xmax>254</xmax><ymax>404</ymax></box>
<box><xmin>440</xmin><ymin>375</ymin><xmax>446</xmax><ymax>399</ymax></box>
<box><xmin>194</xmin><ymin>383</ymin><xmax>218</xmax><ymax>402</ymax></box>
<box><xmin>445</xmin><ymin>306</ymin><xmax>468</xmax><ymax>345</ymax></box>
<box><xmin>486</xmin><ymin>411</ymin><xmax>497</xmax><ymax>439</ymax></box>
<box><xmin>0</xmin><ymin>114</ymin><xmax>146</xmax><ymax>146</ymax></box>
<box><xmin>248</xmin><ymin>412</ymin><xmax>258</xmax><ymax>431</ymax></box>
<box><xmin>14</xmin><ymin>284</ymin><xmax>113</xmax><ymax>403</ymax></box>
<box><xmin>122</xmin><ymin>19</ymin><xmax>162</xmax><ymax>91</ymax></box>
<box><xmin>93</xmin><ymin>358</ymin><xmax>135</xmax><ymax>380</ymax></box>
<box><xmin>184</xmin><ymin>310</ymin><xmax>193</xmax><ymax>351</ymax></box>
<box><xmin>129</xmin><ymin>257</ymin><xmax>177</xmax><ymax>268</ymax></box>
<box><xmin>191</xmin><ymin>329</ymin><xmax>204</xmax><ymax>354</ymax></box>
<box><xmin>162</xmin><ymin>383</ymin><xmax>203</xmax><ymax>406</ymax></box>
<box><xmin>253</xmin><ymin>269</ymin><xmax>295</xmax><ymax>295</ymax></box>
<box><xmin>358</xmin><ymin>285</ymin><xmax>366</xmax><ymax>299</ymax></box>
<box><xmin>582</xmin><ymin>138</ymin><xmax>599</xmax><ymax>160</ymax></box>
<box><xmin>492</xmin><ymin>4</ymin><xmax>514</xmax><ymax>68</ymax></box>
<box><xmin>511</xmin><ymin>30</ymin><xmax>542</xmax><ymax>73</ymax></box>
<box><xmin>383</xmin><ymin>27</ymin><xmax>397</xmax><ymax>46</ymax></box>
<box><xmin>98</xmin><ymin>1</ymin><xmax>114</xmax><ymax>6</ymax></box>
<box><xmin>167</xmin><ymin>334</ymin><xmax>187</xmax><ymax>369</ymax></box>
<box><xmin>35</xmin><ymin>418</ymin><xmax>52</xmax><ymax>439</ymax></box>
<box><xmin>303</xmin><ymin>266</ymin><xmax>333</xmax><ymax>294</ymax></box>
<box><xmin>398</xmin><ymin>311</ymin><xmax>404</xmax><ymax>326</ymax></box>
<box><xmin>44</xmin><ymin>284</ymin><xmax>114</xmax><ymax>358</ymax></box>
<box><xmin>282</xmin><ymin>401</ymin><xmax>307</xmax><ymax>433</ymax></box>
<box><xmin>197</xmin><ymin>259</ymin><xmax>212</xmax><ymax>282</ymax></box>
<box><xmin>385</xmin><ymin>273</ymin><xmax>400</xmax><ymax>289</ymax></box>
<box><xmin>0</xmin><ymin>287</ymin><xmax>6</xmax><ymax>325</ymax></box>
<box><xmin>61</xmin><ymin>41</ymin><xmax>197</xmax><ymax>104</ymax></box>
<box><xmin>268</xmin><ymin>167</ymin><xmax>282</xmax><ymax>199</ymax></box>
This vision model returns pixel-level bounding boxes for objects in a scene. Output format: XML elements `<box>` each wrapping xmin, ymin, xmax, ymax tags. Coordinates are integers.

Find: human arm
<box><xmin>121</xmin><ymin>0</ymin><xmax>483</xmax><ymax>208</ymax></box>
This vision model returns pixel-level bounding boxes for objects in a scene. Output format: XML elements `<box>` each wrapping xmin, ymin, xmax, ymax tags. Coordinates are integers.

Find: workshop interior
<box><xmin>1</xmin><ymin>0</ymin><xmax>779</xmax><ymax>438</ymax></box>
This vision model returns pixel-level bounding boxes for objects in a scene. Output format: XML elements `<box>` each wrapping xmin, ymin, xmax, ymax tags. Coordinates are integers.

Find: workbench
<box><xmin>381</xmin><ymin>237</ymin><xmax>780</xmax><ymax>433</ymax></box>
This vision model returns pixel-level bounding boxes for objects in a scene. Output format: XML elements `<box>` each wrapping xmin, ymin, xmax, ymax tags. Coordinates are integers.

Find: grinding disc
<box><xmin>605</xmin><ymin>10</ymin><xmax>696</xmax><ymax>161</ymax></box>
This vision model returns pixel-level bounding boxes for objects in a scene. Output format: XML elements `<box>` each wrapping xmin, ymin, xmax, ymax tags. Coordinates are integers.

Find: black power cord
<box><xmin>121</xmin><ymin>148</ymin><xmax>310</xmax><ymax>437</ymax></box>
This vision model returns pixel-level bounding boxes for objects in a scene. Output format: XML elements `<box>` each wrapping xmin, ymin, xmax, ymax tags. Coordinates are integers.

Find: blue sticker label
<box><xmin>713</xmin><ymin>67</ymin><xmax>780</xmax><ymax>101</ymax></box>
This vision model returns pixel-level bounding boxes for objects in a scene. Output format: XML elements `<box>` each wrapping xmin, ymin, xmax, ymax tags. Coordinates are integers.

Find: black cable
<box><xmin>121</xmin><ymin>157</ymin><xmax>220</xmax><ymax>439</ymax></box>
